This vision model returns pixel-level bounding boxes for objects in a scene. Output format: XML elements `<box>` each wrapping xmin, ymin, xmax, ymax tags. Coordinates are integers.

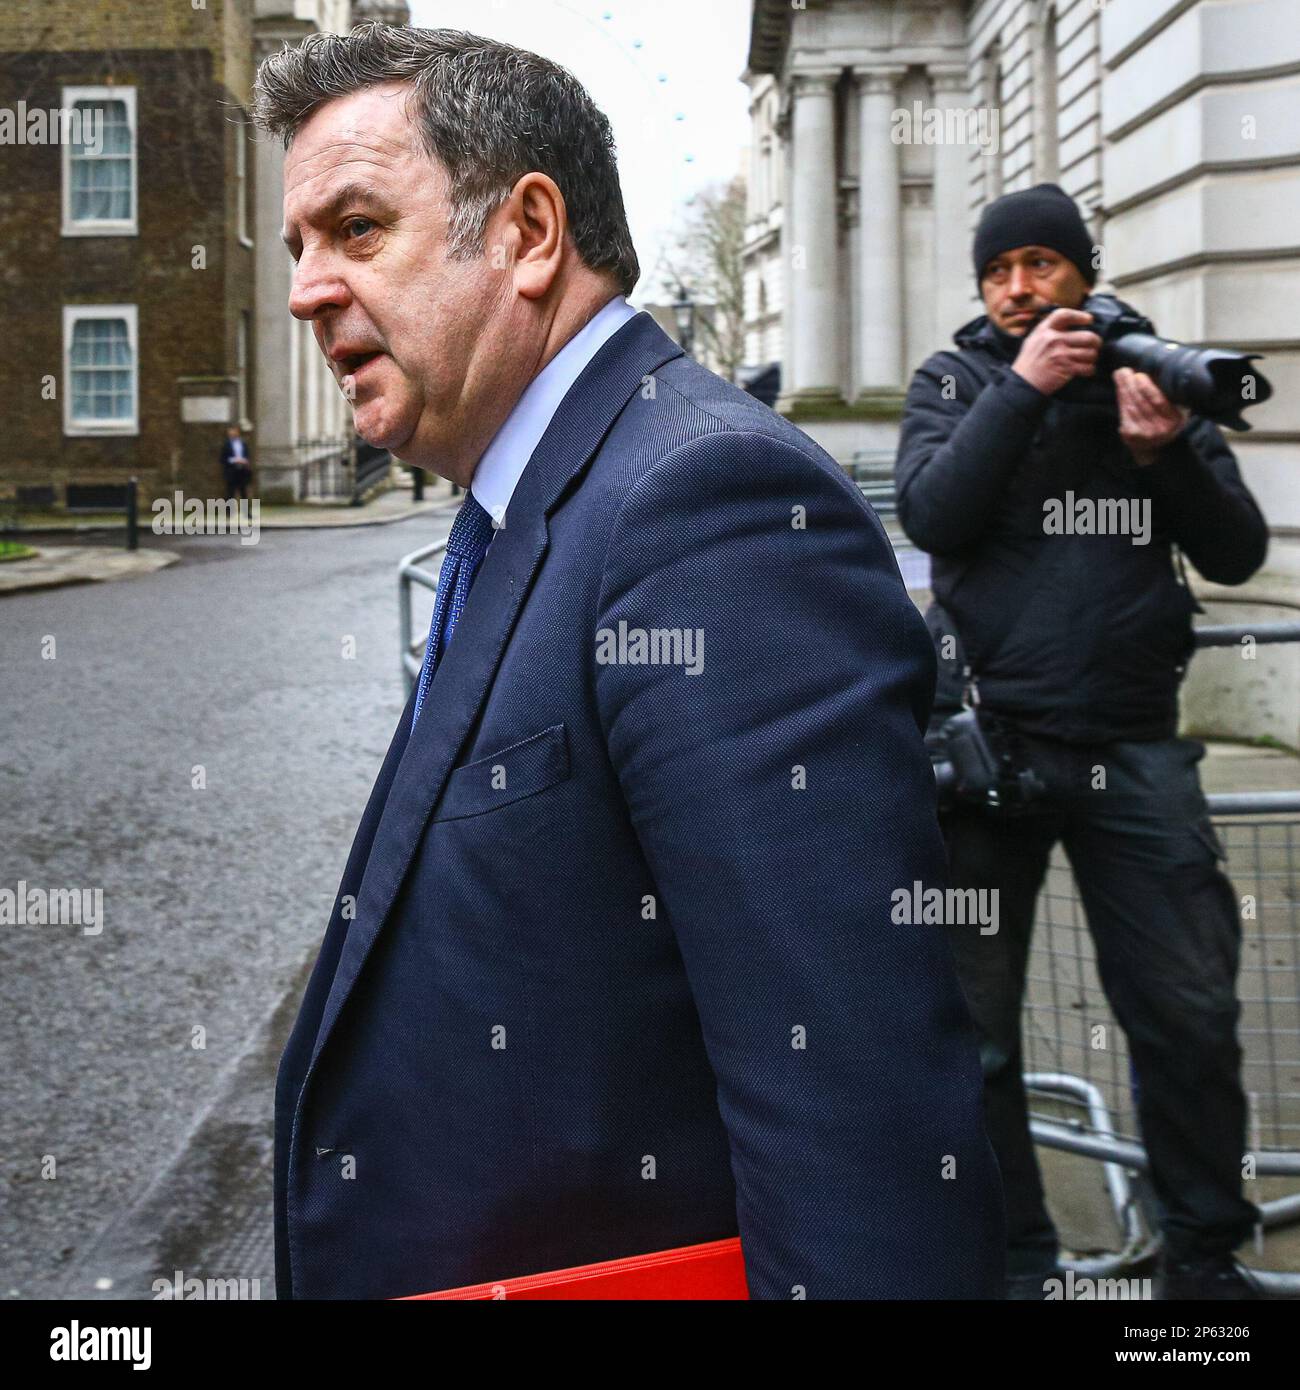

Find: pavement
<box><xmin>0</xmin><ymin>546</ymin><xmax>179</xmax><ymax>596</ymax></box>
<box><xmin>253</xmin><ymin>478</ymin><xmax>460</xmax><ymax>529</ymax></box>
<box><xmin>0</xmin><ymin>479</ymin><xmax>462</xmax><ymax>597</ymax></box>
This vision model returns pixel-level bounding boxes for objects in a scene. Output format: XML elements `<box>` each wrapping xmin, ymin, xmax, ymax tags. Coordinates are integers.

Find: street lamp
<box><xmin>672</xmin><ymin>284</ymin><xmax>696</xmax><ymax>357</ymax></box>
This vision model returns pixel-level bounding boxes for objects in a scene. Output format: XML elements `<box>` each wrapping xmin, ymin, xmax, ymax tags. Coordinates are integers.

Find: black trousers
<box><xmin>938</xmin><ymin>732</ymin><xmax>1259</xmax><ymax>1274</ymax></box>
<box><xmin>222</xmin><ymin>463</ymin><xmax>251</xmax><ymax>500</ymax></box>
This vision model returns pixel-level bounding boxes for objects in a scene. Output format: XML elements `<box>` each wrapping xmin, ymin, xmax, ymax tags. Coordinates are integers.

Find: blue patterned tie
<box><xmin>411</xmin><ymin>493</ymin><xmax>496</xmax><ymax>728</ymax></box>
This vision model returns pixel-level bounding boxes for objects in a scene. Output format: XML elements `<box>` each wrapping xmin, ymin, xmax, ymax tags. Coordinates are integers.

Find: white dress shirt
<box><xmin>470</xmin><ymin>295</ymin><xmax>639</xmax><ymax>528</ymax></box>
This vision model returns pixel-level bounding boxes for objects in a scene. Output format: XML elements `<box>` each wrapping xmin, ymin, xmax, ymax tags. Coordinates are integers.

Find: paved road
<box><xmin>0</xmin><ymin>510</ymin><xmax>452</xmax><ymax>1298</ymax></box>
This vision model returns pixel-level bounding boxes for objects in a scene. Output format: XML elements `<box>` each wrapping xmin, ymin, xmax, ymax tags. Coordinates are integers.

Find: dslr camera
<box><xmin>931</xmin><ymin>707</ymin><xmax>1046</xmax><ymax>815</ymax></box>
<box><xmin>1027</xmin><ymin>293</ymin><xmax>1272</xmax><ymax>431</ymax></box>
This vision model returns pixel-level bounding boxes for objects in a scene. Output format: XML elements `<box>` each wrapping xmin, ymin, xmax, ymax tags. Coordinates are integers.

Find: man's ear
<box><xmin>500</xmin><ymin>172</ymin><xmax>567</xmax><ymax>301</ymax></box>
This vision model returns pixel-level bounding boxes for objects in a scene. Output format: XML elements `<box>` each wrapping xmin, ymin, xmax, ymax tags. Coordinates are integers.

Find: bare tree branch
<box><xmin>657</xmin><ymin>175</ymin><xmax>747</xmax><ymax>383</ymax></box>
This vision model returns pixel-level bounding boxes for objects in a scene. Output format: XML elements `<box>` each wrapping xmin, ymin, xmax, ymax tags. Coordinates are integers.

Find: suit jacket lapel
<box><xmin>286</xmin><ymin>677</ymin><xmax>417</xmax><ymax>1076</ymax></box>
<box><xmin>307</xmin><ymin>312</ymin><xmax>684</xmax><ymax>1073</ymax></box>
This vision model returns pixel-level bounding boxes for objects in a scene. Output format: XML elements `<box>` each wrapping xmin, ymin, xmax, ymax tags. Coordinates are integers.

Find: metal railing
<box><xmin>845</xmin><ymin>447</ymin><xmax>896</xmax><ymax>484</ymax></box>
<box><xmin>1</xmin><ymin>477</ymin><xmax>143</xmax><ymax>550</ymax></box>
<box><xmin>850</xmin><ymin>449</ymin><xmax>898</xmax><ymax>520</ymax></box>
<box><xmin>398</xmin><ymin>536</ymin><xmax>450</xmax><ymax>691</ymax></box>
<box><xmin>1023</xmin><ymin>624</ymin><xmax>1300</xmax><ymax>1291</ymax></box>
<box><xmin>353</xmin><ymin>443</ymin><xmax>394</xmax><ymax>506</ymax></box>
<box><xmin>300</xmin><ymin>451</ymin><xmax>351</xmax><ymax>501</ymax></box>
<box><xmin>295</xmin><ymin>441</ymin><xmax>392</xmax><ymax>503</ymax></box>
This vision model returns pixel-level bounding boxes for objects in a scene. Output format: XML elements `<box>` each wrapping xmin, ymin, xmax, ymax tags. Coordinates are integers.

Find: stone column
<box><xmin>252</xmin><ymin>116</ymin><xmax>302</xmax><ymax>502</ymax></box>
<box><xmin>854</xmin><ymin>65</ymin><xmax>907</xmax><ymax>396</ymax></box>
<box><xmin>777</xmin><ymin>98</ymin><xmax>796</xmax><ymax>397</ymax></box>
<box><xmin>784</xmin><ymin>70</ymin><xmax>841</xmax><ymax>404</ymax></box>
<box><xmin>930</xmin><ymin>65</ymin><xmax>977</xmax><ymax>350</ymax></box>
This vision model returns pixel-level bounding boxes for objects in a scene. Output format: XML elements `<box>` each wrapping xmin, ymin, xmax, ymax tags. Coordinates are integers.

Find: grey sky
<box><xmin>407</xmin><ymin>0</ymin><xmax>754</xmax><ymax>303</ymax></box>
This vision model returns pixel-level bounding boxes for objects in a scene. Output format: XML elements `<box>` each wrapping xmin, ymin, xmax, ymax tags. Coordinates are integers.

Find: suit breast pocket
<box><xmin>431</xmin><ymin>723</ymin><xmax>570</xmax><ymax>823</ymax></box>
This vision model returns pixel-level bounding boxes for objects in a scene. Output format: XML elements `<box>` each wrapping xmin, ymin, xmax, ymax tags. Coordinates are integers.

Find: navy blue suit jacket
<box><xmin>274</xmin><ymin>311</ymin><xmax>1004</xmax><ymax>1299</ymax></box>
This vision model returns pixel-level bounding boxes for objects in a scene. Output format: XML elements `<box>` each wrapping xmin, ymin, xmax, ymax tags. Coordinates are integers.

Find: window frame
<box><xmin>63</xmin><ymin>304</ymin><xmax>139</xmax><ymax>437</ymax></box>
<box><xmin>236</xmin><ymin>118</ymin><xmax>253</xmax><ymax>248</ymax></box>
<box><xmin>61</xmin><ymin>85</ymin><xmax>138</xmax><ymax>237</ymax></box>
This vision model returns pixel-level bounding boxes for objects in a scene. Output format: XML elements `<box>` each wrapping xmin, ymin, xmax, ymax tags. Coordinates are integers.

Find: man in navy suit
<box><xmin>254</xmin><ymin>23</ymin><xmax>1003</xmax><ymax>1300</ymax></box>
<box><xmin>219</xmin><ymin>425</ymin><xmax>253</xmax><ymax>501</ymax></box>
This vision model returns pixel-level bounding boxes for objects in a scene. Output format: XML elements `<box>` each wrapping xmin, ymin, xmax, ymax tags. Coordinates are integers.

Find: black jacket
<box><xmin>895</xmin><ymin>309</ymin><xmax>1268</xmax><ymax>743</ymax></box>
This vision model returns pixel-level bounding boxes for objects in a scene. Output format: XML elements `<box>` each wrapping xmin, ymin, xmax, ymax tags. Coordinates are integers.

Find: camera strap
<box><xmin>954</xmin><ymin>539</ymin><xmax>1067</xmax><ymax>710</ymax></box>
<box><xmin>1172</xmin><ymin>544</ymin><xmax>1206</xmax><ymax>614</ymax></box>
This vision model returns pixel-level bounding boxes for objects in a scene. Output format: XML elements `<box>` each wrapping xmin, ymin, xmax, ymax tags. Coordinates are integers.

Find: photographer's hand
<box><xmin>1115</xmin><ymin>367</ymin><xmax>1191</xmax><ymax>467</ymax></box>
<box><xmin>1011</xmin><ymin>307</ymin><xmax>1101</xmax><ymax>394</ymax></box>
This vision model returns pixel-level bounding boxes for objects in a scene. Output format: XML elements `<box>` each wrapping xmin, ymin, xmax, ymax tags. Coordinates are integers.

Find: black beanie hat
<box><xmin>973</xmin><ymin>183</ymin><xmax>1097</xmax><ymax>287</ymax></box>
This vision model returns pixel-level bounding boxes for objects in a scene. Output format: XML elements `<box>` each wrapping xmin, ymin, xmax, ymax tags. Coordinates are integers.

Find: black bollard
<box><xmin>126</xmin><ymin>477</ymin><xmax>138</xmax><ymax>552</ymax></box>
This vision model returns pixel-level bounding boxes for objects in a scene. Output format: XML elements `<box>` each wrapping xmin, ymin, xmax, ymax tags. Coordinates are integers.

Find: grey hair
<box><xmin>251</xmin><ymin>22</ymin><xmax>640</xmax><ymax>296</ymax></box>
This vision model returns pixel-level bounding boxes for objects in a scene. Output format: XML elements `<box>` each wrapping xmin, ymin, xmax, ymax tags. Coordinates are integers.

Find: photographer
<box><xmin>895</xmin><ymin>183</ymin><xmax>1269</xmax><ymax>1299</ymax></box>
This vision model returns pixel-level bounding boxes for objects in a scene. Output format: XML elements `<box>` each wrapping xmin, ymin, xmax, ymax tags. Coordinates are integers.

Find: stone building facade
<box><xmin>742</xmin><ymin>0</ymin><xmax>1297</xmax><ymax>534</ymax></box>
<box><xmin>255</xmin><ymin>1</ymin><xmax>413</xmax><ymax>501</ymax></box>
<box><xmin>253</xmin><ymin>0</ymin><xmax>363</xmax><ymax>503</ymax></box>
<box><xmin>742</xmin><ymin>0</ymin><xmax>1299</xmax><ymax>742</ymax></box>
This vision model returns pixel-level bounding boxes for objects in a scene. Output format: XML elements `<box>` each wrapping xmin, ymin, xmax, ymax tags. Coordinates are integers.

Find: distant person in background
<box><xmin>220</xmin><ymin>425</ymin><xmax>253</xmax><ymax>501</ymax></box>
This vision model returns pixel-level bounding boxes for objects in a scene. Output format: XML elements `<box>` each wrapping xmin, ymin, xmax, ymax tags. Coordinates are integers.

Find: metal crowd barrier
<box><xmin>398</xmin><ymin>535</ymin><xmax>450</xmax><ymax>692</ymax></box>
<box><xmin>1023</xmin><ymin>624</ymin><xmax>1300</xmax><ymax>1292</ymax></box>
<box><xmin>852</xmin><ymin>449</ymin><xmax>897</xmax><ymax>520</ymax></box>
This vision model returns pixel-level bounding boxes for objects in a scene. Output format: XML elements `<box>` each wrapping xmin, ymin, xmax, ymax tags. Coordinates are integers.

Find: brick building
<box><xmin>0</xmin><ymin>0</ymin><xmax>357</xmax><ymax>512</ymax></box>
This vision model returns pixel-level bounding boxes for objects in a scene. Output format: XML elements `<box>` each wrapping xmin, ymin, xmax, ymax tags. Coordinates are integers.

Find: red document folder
<box><xmin>398</xmin><ymin>1236</ymin><xmax>749</xmax><ymax>1300</ymax></box>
